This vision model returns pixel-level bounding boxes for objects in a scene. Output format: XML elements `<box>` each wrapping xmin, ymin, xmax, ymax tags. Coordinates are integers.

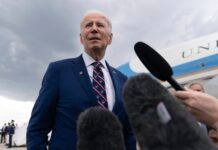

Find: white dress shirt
<box><xmin>82</xmin><ymin>52</ymin><xmax>115</xmax><ymax>111</ymax></box>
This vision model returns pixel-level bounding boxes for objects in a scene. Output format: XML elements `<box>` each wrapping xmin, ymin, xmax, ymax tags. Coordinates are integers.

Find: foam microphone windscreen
<box><xmin>77</xmin><ymin>107</ymin><xmax>125</xmax><ymax>150</ymax></box>
<box><xmin>123</xmin><ymin>73</ymin><xmax>217</xmax><ymax>150</ymax></box>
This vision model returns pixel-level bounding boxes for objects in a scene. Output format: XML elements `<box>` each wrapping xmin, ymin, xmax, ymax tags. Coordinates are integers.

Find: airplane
<box><xmin>117</xmin><ymin>32</ymin><xmax>218</xmax><ymax>97</ymax></box>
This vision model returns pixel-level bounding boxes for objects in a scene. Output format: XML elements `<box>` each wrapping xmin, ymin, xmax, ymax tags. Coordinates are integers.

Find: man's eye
<box><xmin>85</xmin><ymin>23</ymin><xmax>92</xmax><ymax>27</ymax></box>
<box><xmin>98</xmin><ymin>24</ymin><xmax>104</xmax><ymax>27</ymax></box>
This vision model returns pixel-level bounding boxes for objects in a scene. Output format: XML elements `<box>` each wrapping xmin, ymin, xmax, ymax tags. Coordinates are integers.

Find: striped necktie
<box><xmin>92</xmin><ymin>62</ymin><xmax>108</xmax><ymax>109</ymax></box>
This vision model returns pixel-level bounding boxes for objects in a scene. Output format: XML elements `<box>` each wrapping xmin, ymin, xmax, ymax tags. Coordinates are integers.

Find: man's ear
<box><xmin>108</xmin><ymin>33</ymin><xmax>113</xmax><ymax>45</ymax></box>
<box><xmin>80</xmin><ymin>33</ymin><xmax>84</xmax><ymax>44</ymax></box>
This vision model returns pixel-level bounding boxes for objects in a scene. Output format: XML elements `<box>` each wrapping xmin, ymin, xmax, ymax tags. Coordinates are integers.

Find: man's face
<box><xmin>189</xmin><ymin>84</ymin><xmax>204</xmax><ymax>92</ymax></box>
<box><xmin>80</xmin><ymin>13</ymin><xmax>112</xmax><ymax>54</ymax></box>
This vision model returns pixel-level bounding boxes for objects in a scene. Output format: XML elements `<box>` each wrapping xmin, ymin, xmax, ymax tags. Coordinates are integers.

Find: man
<box><xmin>27</xmin><ymin>10</ymin><xmax>136</xmax><ymax>150</ymax></box>
<box><xmin>175</xmin><ymin>90</ymin><xmax>218</xmax><ymax>129</ymax></box>
<box><xmin>8</xmin><ymin>122</ymin><xmax>15</xmax><ymax>148</ymax></box>
<box><xmin>176</xmin><ymin>83</ymin><xmax>218</xmax><ymax>147</ymax></box>
<box><xmin>189</xmin><ymin>82</ymin><xmax>208</xmax><ymax>135</ymax></box>
<box><xmin>189</xmin><ymin>82</ymin><xmax>218</xmax><ymax>147</ymax></box>
<box><xmin>1</xmin><ymin>123</ymin><xmax>7</xmax><ymax>143</ymax></box>
<box><xmin>189</xmin><ymin>82</ymin><xmax>205</xmax><ymax>93</ymax></box>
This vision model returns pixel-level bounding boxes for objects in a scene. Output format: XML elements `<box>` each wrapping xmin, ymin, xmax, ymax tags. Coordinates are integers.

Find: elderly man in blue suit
<box><xmin>27</xmin><ymin>10</ymin><xmax>136</xmax><ymax>150</ymax></box>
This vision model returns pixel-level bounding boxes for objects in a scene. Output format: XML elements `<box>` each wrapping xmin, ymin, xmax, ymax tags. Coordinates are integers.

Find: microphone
<box><xmin>134</xmin><ymin>42</ymin><xmax>184</xmax><ymax>91</ymax></box>
<box><xmin>123</xmin><ymin>73</ymin><xmax>217</xmax><ymax>150</ymax></box>
<box><xmin>77</xmin><ymin>107</ymin><xmax>125</xmax><ymax>150</ymax></box>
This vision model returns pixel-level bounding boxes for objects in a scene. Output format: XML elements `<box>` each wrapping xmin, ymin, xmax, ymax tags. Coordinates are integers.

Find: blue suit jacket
<box><xmin>27</xmin><ymin>55</ymin><xmax>136</xmax><ymax>150</ymax></box>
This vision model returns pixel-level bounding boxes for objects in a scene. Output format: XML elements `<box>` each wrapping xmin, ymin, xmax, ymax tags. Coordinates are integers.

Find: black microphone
<box><xmin>77</xmin><ymin>107</ymin><xmax>125</xmax><ymax>150</ymax></box>
<box><xmin>123</xmin><ymin>73</ymin><xmax>217</xmax><ymax>150</ymax></box>
<box><xmin>134</xmin><ymin>42</ymin><xmax>184</xmax><ymax>91</ymax></box>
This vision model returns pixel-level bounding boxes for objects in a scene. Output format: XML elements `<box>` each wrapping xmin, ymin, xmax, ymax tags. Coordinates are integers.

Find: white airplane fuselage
<box><xmin>118</xmin><ymin>32</ymin><xmax>218</xmax><ymax>89</ymax></box>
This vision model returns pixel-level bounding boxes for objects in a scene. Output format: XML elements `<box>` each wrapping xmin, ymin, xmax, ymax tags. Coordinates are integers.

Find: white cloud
<box><xmin>0</xmin><ymin>96</ymin><xmax>34</xmax><ymax>127</ymax></box>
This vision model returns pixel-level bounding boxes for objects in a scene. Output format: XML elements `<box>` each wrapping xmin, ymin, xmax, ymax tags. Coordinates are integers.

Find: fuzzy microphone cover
<box><xmin>77</xmin><ymin>107</ymin><xmax>125</xmax><ymax>150</ymax></box>
<box><xmin>123</xmin><ymin>73</ymin><xmax>217</xmax><ymax>150</ymax></box>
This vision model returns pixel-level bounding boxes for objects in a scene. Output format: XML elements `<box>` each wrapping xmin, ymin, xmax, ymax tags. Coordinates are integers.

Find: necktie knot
<box><xmin>92</xmin><ymin>61</ymin><xmax>103</xmax><ymax>70</ymax></box>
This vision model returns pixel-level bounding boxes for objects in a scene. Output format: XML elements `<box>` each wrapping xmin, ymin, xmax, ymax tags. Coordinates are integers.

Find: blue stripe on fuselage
<box><xmin>118</xmin><ymin>54</ymin><xmax>218</xmax><ymax>78</ymax></box>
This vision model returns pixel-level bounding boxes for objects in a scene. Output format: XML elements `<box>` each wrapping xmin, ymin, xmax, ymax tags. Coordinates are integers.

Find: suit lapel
<box><xmin>71</xmin><ymin>55</ymin><xmax>96</xmax><ymax>104</ymax></box>
<box><xmin>106</xmin><ymin>62</ymin><xmax>122</xmax><ymax>113</ymax></box>
<box><xmin>70</xmin><ymin>57</ymin><xmax>124</xmax><ymax>110</ymax></box>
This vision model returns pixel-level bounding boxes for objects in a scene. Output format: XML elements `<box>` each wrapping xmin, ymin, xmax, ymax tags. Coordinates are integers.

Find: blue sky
<box><xmin>1</xmin><ymin>0</ymin><xmax>218</xmax><ymax>125</ymax></box>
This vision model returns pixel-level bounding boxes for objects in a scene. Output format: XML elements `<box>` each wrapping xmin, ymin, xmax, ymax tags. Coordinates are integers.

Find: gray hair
<box><xmin>80</xmin><ymin>10</ymin><xmax>112</xmax><ymax>32</ymax></box>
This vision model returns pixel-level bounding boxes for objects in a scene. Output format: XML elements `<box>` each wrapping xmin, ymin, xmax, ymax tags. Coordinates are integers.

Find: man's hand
<box><xmin>175</xmin><ymin>90</ymin><xmax>218</xmax><ymax>129</ymax></box>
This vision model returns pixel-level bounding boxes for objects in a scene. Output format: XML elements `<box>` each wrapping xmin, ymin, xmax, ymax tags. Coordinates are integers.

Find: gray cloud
<box><xmin>0</xmin><ymin>0</ymin><xmax>83</xmax><ymax>101</ymax></box>
<box><xmin>0</xmin><ymin>0</ymin><xmax>218</xmax><ymax>101</ymax></box>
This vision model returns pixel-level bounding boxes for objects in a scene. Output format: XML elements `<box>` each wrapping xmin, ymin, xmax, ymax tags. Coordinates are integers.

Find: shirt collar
<box><xmin>82</xmin><ymin>52</ymin><xmax>106</xmax><ymax>68</ymax></box>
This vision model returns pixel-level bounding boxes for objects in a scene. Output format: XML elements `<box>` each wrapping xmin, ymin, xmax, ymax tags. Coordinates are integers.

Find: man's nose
<box><xmin>91</xmin><ymin>24</ymin><xmax>98</xmax><ymax>32</ymax></box>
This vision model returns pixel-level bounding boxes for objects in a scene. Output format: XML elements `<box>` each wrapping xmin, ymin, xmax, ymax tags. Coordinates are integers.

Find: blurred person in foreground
<box><xmin>189</xmin><ymin>82</ymin><xmax>218</xmax><ymax>147</ymax></box>
<box><xmin>189</xmin><ymin>82</ymin><xmax>208</xmax><ymax>134</ymax></box>
<box><xmin>175</xmin><ymin>86</ymin><xmax>218</xmax><ymax>147</ymax></box>
<box><xmin>189</xmin><ymin>82</ymin><xmax>205</xmax><ymax>93</ymax></box>
<box><xmin>27</xmin><ymin>10</ymin><xmax>136</xmax><ymax>150</ymax></box>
